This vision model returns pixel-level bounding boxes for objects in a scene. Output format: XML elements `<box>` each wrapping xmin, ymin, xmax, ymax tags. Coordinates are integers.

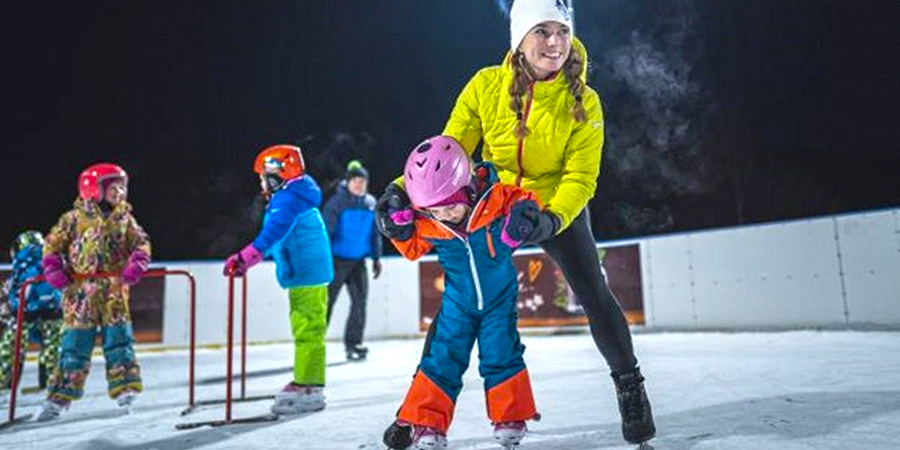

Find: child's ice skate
<box><xmin>493</xmin><ymin>421</ymin><xmax>526</xmax><ymax>449</ymax></box>
<box><xmin>116</xmin><ymin>389</ymin><xmax>139</xmax><ymax>413</ymax></box>
<box><xmin>36</xmin><ymin>398</ymin><xmax>69</xmax><ymax>421</ymax></box>
<box><xmin>382</xmin><ymin>419</ymin><xmax>448</xmax><ymax>450</ymax></box>
<box><xmin>270</xmin><ymin>382</ymin><xmax>325</xmax><ymax>415</ymax></box>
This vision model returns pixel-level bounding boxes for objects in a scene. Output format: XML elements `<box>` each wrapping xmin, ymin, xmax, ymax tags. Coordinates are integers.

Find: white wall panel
<box><xmin>687</xmin><ymin>220</ymin><xmax>845</xmax><ymax>328</ymax></box>
<box><xmin>642</xmin><ymin>236</ymin><xmax>696</xmax><ymax>328</ymax></box>
<box><xmin>837</xmin><ymin>211</ymin><xmax>900</xmax><ymax>325</ymax></box>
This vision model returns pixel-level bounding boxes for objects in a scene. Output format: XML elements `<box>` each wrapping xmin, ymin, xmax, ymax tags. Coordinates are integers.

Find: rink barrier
<box><xmin>6</xmin><ymin>269</ymin><xmax>196</xmax><ymax>427</ymax></box>
<box><xmin>175</xmin><ymin>272</ymin><xmax>278</xmax><ymax>429</ymax></box>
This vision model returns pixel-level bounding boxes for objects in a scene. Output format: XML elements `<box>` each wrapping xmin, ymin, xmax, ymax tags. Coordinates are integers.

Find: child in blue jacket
<box><xmin>224</xmin><ymin>144</ymin><xmax>333</xmax><ymax>415</ymax></box>
<box><xmin>380</xmin><ymin>136</ymin><xmax>559</xmax><ymax>450</ymax></box>
<box><xmin>0</xmin><ymin>231</ymin><xmax>62</xmax><ymax>391</ymax></box>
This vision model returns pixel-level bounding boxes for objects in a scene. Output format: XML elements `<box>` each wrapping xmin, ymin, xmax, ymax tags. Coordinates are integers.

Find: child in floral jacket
<box><xmin>38</xmin><ymin>163</ymin><xmax>151</xmax><ymax>420</ymax></box>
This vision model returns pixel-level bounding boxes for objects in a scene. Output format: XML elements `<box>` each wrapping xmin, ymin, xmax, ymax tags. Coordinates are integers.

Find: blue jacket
<box><xmin>252</xmin><ymin>175</ymin><xmax>333</xmax><ymax>288</ymax></box>
<box><xmin>391</xmin><ymin>163</ymin><xmax>539</xmax><ymax>312</ymax></box>
<box><xmin>5</xmin><ymin>244</ymin><xmax>60</xmax><ymax>313</ymax></box>
<box><xmin>322</xmin><ymin>181</ymin><xmax>382</xmax><ymax>261</ymax></box>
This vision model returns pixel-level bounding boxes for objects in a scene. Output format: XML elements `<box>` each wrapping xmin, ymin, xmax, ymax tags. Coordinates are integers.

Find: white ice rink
<box><xmin>3</xmin><ymin>330</ymin><xmax>899</xmax><ymax>450</ymax></box>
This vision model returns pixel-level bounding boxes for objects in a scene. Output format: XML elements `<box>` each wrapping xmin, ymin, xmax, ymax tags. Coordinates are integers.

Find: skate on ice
<box><xmin>116</xmin><ymin>389</ymin><xmax>139</xmax><ymax>412</ymax></box>
<box><xmin>36</xmin><ymin>398</ymin><xmax>69</xmax><ymax>422</ymax></box>
<box><xmin>270</xmin><ymin>382</ymin><xmax>325</xmax><ymax>415</ymax></box>
<box><xmin>493</xmin><ymin>420</ymin><xmax>526</xmax><ymax>449</ymax></box>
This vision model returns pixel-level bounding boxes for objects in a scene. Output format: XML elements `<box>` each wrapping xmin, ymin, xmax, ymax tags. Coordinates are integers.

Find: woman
<box><xmin>377</xmin><ymin>0</ymin><xmax>655</xmax><ymax>445</ymax></box>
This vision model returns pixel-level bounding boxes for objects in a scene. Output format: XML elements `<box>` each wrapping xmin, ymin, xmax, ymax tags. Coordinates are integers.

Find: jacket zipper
<box><xmin>515</xmin><ymin>83</ymin><xmax>535</xmax><ymax>187</ymax></box>
<box><xmin>433</xmin><ymin>184</ymin><xmax>497</xmax><ymax>310</ymax></box>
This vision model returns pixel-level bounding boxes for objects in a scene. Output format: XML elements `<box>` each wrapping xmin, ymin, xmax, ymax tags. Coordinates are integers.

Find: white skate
<box><xmin>116</xmin><ymin>390</ymin><xmax>139</xmax><ymax>413</ymax></box>
<box><xmin>36</xmin><ymin>399</ymin><xmax>69</xmax><ymax>421</ymax></box>
<box><xmin>493</xmin><ymin>421</ymin><xmax>526</xmax><ymax>449</ymax></box>
<box><xmin>411</xmin><ymin>425</ymin><xmax>448</xmax><ymax>450</ymax></box>
<box><xmin>270</xmin><ymin>383</ymin><xmax>325</xmax><ymax>415</ymax></box>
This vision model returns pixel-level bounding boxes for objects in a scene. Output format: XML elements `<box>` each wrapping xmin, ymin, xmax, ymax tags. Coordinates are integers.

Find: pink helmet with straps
<box><xmin>403</xmin><ymin>136</ymin><xmax>472</xmax><ymax>208</ymax></box>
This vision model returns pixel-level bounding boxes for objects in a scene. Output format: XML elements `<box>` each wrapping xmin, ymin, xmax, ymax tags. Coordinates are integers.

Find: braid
<box><xmin>563</xmin><ymin>49</ymin><xmax>587</xmax><ymax>123</ymax></box>
<box><xmin>508</xmin><ymin>51</ymin><xmax>531</xmax><ymax>139</ymax></box>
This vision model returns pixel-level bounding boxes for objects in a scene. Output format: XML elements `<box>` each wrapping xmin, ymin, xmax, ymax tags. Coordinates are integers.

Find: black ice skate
<box><xmin>345</xmin><ymin>344</ymin><xmax>368</xmax><ymax>362</ymax></box>
<box><xmin>383</xmin><ymin>419</ymin><xmax>448</xmax><ymax>449</ymax></box>
<box><xmin>612</xmin><ymin>367</ymin><xmax>656</xmax><ymax>446</ymax></box>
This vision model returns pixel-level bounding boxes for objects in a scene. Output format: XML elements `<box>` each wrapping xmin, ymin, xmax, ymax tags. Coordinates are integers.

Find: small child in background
<box><xmin>0</xmin><ymin>231</ymin><xmax>63</xmax><ymax>392</ymax></box>
<box><xmin>39</xmin><ymin>163</ymin><xmax>151</xmax><ymax>420</ymax></box>
<box><xmin>379</xmin><ymin>136</ymin><xmax>558</xmax><ymax>450</ymax></box>
<box><xmin>223</xmin><ymin>144</ymin><xmax>334</xmax><ymax>415</ymax></box>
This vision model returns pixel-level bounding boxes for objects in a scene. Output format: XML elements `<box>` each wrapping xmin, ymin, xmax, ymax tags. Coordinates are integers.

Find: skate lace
<box><xmin>412</xmin><ymin>425</ymin><xmax>444</xmax><ymax>441</ymax></box>
<box><xmin>494</xmin><ymin>421</ymin><xmax>527</xmax><ymax>431</ymax></box>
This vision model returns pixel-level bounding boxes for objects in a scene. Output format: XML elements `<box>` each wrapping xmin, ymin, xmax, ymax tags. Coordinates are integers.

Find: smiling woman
<box><xmin>374</xmin><ymin>0</ymin><xmax>656</xmax><ymax>446</ymax></box>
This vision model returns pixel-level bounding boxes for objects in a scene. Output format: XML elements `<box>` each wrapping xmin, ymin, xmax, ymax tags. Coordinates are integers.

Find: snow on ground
<box><xmin>2</xmin><ymin>330</ymin><xmax>899</xmax><ymax>449</ymax></box>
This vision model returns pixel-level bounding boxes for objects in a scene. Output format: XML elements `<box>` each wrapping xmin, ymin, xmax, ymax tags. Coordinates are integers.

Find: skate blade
<box><xmin>270</xmin><ymin>401</ymin><xmax>325</xmax><ymax>415</ymax></box>
<box><xmin>175</xmin><ymin>413</ymin><xmax>279</xmax><ymax>430</ymax></box>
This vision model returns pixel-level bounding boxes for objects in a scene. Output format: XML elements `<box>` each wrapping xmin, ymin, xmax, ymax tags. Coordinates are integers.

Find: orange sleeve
<box><xmin>496</xmin><ymin>184</ymin><xmax>541</xmax><ymax>215</ymax></box>
<box><xmin>390</xmin><ymin>220</ymin><xmax>434</xmax><ymax>261</ymax></box>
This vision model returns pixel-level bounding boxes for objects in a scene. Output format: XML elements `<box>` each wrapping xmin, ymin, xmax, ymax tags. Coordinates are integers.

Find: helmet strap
<box><xmin>263</xmin><ymin>173</ymin><xmax>286</xmax><ymax>195</ymax></box>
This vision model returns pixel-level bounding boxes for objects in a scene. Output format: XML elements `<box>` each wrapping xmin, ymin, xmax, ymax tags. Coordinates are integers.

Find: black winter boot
<box><xmin>612</xmin><ymin>367</ymin><xmax>656</xmax><ymax>444</ymax></box>
<box><xmin>346</xmin><ymin>344</ymin><xmax>369</xmax><ymax>361</ymax></box>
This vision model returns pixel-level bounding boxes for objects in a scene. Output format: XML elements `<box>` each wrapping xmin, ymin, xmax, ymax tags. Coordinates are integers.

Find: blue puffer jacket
<box><xmin>322</xmin><ymin>181</ymin><xmax>382</xmax><ymax>261</ymax></box>
<box><xmin>252</xmin><ymin>175</ymin><xmax>334</xmax><ymax>288</ymax></box>
<box><xmin>5</xmin><ymin>244</ymin><xmax>60</xmax><ymax>313</ymax></box>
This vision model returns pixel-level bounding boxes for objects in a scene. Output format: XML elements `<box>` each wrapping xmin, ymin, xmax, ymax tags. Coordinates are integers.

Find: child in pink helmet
<box><xmin>380</xmin><ymin>136</ymin><xmax>558</xmax><ymax>450</ymax></box>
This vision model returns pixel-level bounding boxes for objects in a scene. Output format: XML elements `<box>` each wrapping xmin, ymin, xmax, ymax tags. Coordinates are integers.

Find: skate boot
<box><xmin>271</xmin><ymin>382</ymin><xmax>325</xmax><ymax>415</ymax></box>
<box><xmin>345</xmin><ymin>344</ymin><xmax>368</xmax><ymax>362</ymax></box>
<box><xmin>36</xmin><ymin>398</ymin><xmax>70</xmax><ymax>421</ymax></box>
<box><xmin>493</xmin><ymin>421</ymin><xmax>526</xmax><ymax>449</ymax></box>
<box><xmin>612</xmin><ymin>367</ymin><xmax>656</xmax><ymax>445</ymax></box>
<box><xmin>383</xmin><ymin>419</ymin><xmax>448</xmax><ymax>450</ymax></box>
<box><xmin>116</xmin><ymin>389</ymin><xmax>139</xmax><ymax>412</ymax></box>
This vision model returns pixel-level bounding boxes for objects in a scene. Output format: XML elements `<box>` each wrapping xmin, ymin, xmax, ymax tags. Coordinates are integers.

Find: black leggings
<box><xmin>540</xmin><ymin>209</ymin><xmax>638</xmax><ymax>374</ymax></box>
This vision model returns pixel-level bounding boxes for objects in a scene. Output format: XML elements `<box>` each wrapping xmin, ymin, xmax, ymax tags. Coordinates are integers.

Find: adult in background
<box><xmin>323</xmin><ymin>160</ymin><xmax>382</xmax><ymax>361</ymax></box>
<box><xmin>376</xmin><ymin>0</ymin><xmax>655</xmax><ymax>445</ymax></box>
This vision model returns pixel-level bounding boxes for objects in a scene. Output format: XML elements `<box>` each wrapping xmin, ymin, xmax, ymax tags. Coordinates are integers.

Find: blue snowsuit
<box><xmin>391</xmin><ymin>164</ymin><xmax>538</xmax><ymax>433</ymax></box>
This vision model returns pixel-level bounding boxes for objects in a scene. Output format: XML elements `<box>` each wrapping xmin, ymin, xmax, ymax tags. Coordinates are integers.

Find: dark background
<box><xmin>1</xmin><ymin>0</ymin><xmax>898</xmax><ymax>261</ymax></box>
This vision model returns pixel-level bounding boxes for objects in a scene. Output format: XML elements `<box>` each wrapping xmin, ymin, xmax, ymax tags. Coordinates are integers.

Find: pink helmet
<box><xmin>404</xmin><ymin>136</ymin><xmax>472</xmax><ymax>208</ymax></box>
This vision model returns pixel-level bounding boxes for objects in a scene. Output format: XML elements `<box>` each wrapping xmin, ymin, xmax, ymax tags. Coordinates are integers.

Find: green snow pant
<box><xmin>289</xmin><ymin>285</ymin><xmax>327</xmax><ymax>386</ymax></box>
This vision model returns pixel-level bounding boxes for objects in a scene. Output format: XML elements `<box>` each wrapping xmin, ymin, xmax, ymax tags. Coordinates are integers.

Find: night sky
<box><xmin>1</xmin><ymin>0</ymin><xmax>898</xmax><ymax>261</ymax></box>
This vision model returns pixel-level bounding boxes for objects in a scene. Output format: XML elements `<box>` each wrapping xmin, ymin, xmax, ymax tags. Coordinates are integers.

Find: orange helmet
<box><xmin>78</xmin><ymin>163</ymin><xmax>128</xmax><ymax>202</ymax></box>
<box><xmin>253</xmin><ymin>144</ymin><xmax>305</xmax><ymax>181</ymax></box>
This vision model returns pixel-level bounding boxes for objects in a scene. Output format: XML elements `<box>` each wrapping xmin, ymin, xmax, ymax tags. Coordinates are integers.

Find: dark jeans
<box><xmin>326</xmin><ymin>258</ymin><xmax>368</xmax><ymax>348</ymax></box>
<box><xmin>539</xmin><ymin>209</ymin><xmax>638</xmax><ymax>374</ymax></box>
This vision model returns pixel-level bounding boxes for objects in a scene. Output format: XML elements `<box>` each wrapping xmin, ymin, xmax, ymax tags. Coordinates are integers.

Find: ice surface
<box><xmin>3</xmin><ymin>331</ymin><xmax>899</xmax><ymax>449</ymax></box>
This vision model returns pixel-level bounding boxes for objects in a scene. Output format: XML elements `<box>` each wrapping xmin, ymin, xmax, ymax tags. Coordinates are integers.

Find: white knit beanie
<box><xmin>509</xmin><ymin>0</ymin><xmax>574</xmax><ymax>51</ymax></box>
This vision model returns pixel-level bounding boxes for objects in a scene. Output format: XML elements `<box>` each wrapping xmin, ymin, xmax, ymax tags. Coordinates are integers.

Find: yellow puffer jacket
<box><xmin>442</xmin><ymin>38</ymin><xmax>604</xmax><ymax>231</ymax></box>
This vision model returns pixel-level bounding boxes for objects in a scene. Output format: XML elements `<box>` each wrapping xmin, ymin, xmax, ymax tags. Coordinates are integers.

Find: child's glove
<box><xmin>501</xmin><ymin>200</ymin><xmax>561</xmax><ymax>248</ymax></box>
<box><xmin>375</xmin><ymin>183</ymin><xmax>415</xmax><ymax>242</ymax></box>
<box><xmin>223</xmin><ymin>244</ymin><xmax>263</xmax><ymax>276</ymax></box>
<box><xmin>121</xmin><ymin>250</ymin><xmax>150</xmax><ymax>285</ymax></box>
<box><xmin>42</xmin><ymin>254</ymin><xmax>71</xmax><ymax>290</ymax></box>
